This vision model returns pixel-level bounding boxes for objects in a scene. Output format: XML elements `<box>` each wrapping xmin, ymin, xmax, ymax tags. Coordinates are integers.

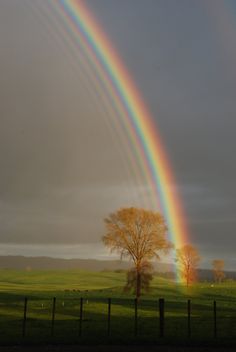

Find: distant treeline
<box><xmin>156</xmin><ymin>269</ymin><xmax>236</xmax><ymax>282</ymax></box>
<box><xmin>103</xmin><ymin>268</ymin><xmax>236</xmax><ymax>281</ymax></box>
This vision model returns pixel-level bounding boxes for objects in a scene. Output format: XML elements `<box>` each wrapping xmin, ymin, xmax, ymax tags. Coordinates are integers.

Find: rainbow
<box><xmin>48</xmin><ymin>1</ymin><xmax>189</xmax><ymax>264</ymax></box>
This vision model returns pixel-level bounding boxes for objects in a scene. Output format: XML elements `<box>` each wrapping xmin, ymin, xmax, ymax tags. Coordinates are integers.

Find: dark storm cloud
<box><xmin>0</xmin><ymin>0</ymin><xmax>236</xmax><ymax>266</ymax></box>
<box><xmin>87</xmin><ymin>0</ymin><xmax>236</xmax><ymax>264</ymax></box>
<box><xmin>0</xmin><ymin>0</ymin><xmax>143</xmax><ymax>246</ymax></box>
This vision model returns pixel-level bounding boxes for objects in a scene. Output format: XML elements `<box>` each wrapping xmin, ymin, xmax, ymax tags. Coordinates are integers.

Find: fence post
<box><xmin>22</xmin><ymin>297</ymin><xmax>28</xmax><ymax>337</ymax></box>
<box><xmin>107</xmin><ymin>298</ymin><xmax>111</xmax><ymax>336</ymax></box>
<box><xmin>134</xmin><ymin>298</ymin><xmax>138</xmax><ymax>336</ymax></box>
<box><xmin>79</xmin><ymin>297</ymin><xmax>83</xmax><ymax>336</ymax></box>
<box><xmin>51</xmin><ymin>297</ymin><xmax>56</xmax><ymax>336</ymax></box>
<box><xmin>187</xmin><ymin>299</ymin><xmax>191</xmax><ymax>338</ymax></box>
<box><xmin>159</xmin><ymin>298</ymin><xmax>165</xmax><ymax>338</ymax></box>
<box><xmin>214</xmin><ymin>300</ymin><xmax>217</xmax><ymax>338</ymax></box>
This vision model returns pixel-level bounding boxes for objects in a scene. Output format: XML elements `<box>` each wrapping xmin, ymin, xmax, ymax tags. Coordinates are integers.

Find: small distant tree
<box><xmin>212</xmin><ymin>259</ymin><xmax>225</xmax><ymax>283</ymax></box>
<box><xmin>103</xmin><ymin>207</ymin><xmax>173</xmax><ymax>299</ymax></box>
<box><xmin>176</xmin><ymin>244</ymin><xmax>201</xmax><ymax>287</ymax></box>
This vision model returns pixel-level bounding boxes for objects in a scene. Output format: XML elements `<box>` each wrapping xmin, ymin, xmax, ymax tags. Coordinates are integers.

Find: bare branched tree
<box><xmin>103</xmin><ymin>207</ymin><xmax>172</xmax><ymax>299</ymax></box>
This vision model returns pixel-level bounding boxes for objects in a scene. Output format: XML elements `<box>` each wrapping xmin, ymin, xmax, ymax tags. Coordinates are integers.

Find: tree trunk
<box><xmin>136</xmin><ymin>268</ymin><xmax>141</xmax><ymax>300</ymax></box>
<box><xmin>186</xmin><ymin>265</ymin><xmax>190</xmax><ymax>287</ymax></box>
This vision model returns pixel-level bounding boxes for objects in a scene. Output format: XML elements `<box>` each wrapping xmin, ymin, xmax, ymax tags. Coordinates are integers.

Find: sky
<box><xmin>0</xmin><ymin>0</ymin><xmax>236</xmax><ymax>269</ymax></box>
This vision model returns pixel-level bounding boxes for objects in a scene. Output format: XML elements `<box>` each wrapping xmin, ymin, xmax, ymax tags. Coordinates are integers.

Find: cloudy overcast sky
<box><xmin>0</xmin><ymin>0</ymin><xmax>236</xmax><ymax>269</ymax></box>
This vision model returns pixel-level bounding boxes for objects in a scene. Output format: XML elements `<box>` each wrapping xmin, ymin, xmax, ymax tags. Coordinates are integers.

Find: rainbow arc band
<box><xmin>55</xmin><ymin>0</ymin><xmax>189</xmax><ymax>277</ymax></box>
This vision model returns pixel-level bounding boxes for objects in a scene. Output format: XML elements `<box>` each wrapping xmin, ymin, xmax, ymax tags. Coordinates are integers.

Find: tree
<box><xmin>212</xmin><ymin>259</ymin><xmax>225</xmax><ymax>283</ymax></box>
<box><xmin>103</xmin><ymin>207</ymin><xmax>172</xmax><ymax>299</ymax></box>
<box><xmin>124</xmin><ymin>261</ymin><xmax>153</xmax><ymax>294</ymax></box>
<box><xmin>176</xmin><ymin>244</ymin><xmax>200</xmax><ymax>287</ymax></box>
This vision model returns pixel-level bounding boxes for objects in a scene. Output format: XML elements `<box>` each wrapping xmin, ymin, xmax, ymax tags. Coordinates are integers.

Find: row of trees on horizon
<box><xmin>103</xmin><ymin>207</ymin><xmax>226</xmax><ymax>300</ymax></box>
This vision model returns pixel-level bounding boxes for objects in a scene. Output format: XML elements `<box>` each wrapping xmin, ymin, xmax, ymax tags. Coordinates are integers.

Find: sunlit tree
<box><xmin>212</xmin><ymin>259</ymin><xmax>225</xmax><ymax>283</ymax></box>
<box><xmin>176</xmin><ymin>244</ymin><xmax>200</xmax><ymax>286</ymax></box>
<box><xmin>103</xmin><ymin>207</ymin><xmax>172</xmax><ymax>299</ymax></box>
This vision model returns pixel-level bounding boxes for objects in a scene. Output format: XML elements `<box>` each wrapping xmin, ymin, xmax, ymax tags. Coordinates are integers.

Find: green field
<box><xmin>0</xmin><ymin>269</ymin><xmax>235</xmax><ymax>345</ymax></box>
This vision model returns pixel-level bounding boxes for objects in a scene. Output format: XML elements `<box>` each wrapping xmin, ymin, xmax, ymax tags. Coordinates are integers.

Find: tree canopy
<box><xmin>176</xmin><ymin>244</ymin><xmax>200</xmax><ymax>286</ymax></box>
<box><xmin>212</xmin><ymin>259</ymin><xmax>225</xmax><ymax>283</ymax></box>
<box><xmin>103</xmin><ymin>207</ymin><xmax>173</xmax><ymax>298</ymax></box>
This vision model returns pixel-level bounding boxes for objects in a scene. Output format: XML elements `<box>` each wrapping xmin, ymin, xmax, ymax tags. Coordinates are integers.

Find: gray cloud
<box><xmin>0</xmin><ymin>0</ymin><xmax>235</xmax><ymax>268</ymax></box>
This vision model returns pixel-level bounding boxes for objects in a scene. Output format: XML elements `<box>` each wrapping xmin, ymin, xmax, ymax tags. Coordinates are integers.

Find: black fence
<box><xmin>10</xmin><ymin>296</ymin><xmax>234</xmax><ymax>343</ymax></box>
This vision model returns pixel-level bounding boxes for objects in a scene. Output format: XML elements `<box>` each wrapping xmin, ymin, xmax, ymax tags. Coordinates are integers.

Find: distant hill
<box><xmin>0</xmin><ymin>255</ymin><xmax>174</xmax><ymax>272</ymax></box>
<box><xmin>157</xmin><ymin>268</ymin><xmax>236</xmax><ymax>281</ymax></box>
<box><xmin>197</xmin><ymin>268</ymin><xmax>236</xmax><ymax>281</ymax></box>
<box><xmin>0</xmin><ymin>256</ymin><xmax>235</xmax><ymax>281</ymax></box>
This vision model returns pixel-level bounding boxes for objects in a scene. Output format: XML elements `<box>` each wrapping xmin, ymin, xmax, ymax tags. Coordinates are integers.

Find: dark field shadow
<box><xmin>0</xmin><ymin>297</ymin><xmax>235</xmax><ymax>346</ymax></box>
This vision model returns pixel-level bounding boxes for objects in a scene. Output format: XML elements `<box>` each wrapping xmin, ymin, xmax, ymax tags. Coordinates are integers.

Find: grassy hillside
<box><xmin>0</xmin><ymin>269</ymin><xmax>235</xmax><ymax>345</ymax></box>
<box><xmin>0</xmin><ymin>269</ymin><xmax>126</xmax><ymax>295</ymax></box>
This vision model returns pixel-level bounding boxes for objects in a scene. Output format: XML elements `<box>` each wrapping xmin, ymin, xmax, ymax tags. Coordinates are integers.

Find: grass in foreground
<box><xmin>0</xmin><ymin>269</ymin><xmax>235</xmax><ymax>345</ymax></box>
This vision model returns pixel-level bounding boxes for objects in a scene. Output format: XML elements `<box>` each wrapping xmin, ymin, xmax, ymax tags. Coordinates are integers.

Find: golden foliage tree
<box><xmin>103</xmin><ymin>207</ymin><xmax>172</xmax><ymax>299</ymax></box>
<box><xmin>212</xmin><ymin>259</ymin><xmax>225</xmax><ymax>283</ymax></box>
<box><xmin>176</xmin><ymin>244</ymin><xmax>201</xmax><ymax>286</ymax></box>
